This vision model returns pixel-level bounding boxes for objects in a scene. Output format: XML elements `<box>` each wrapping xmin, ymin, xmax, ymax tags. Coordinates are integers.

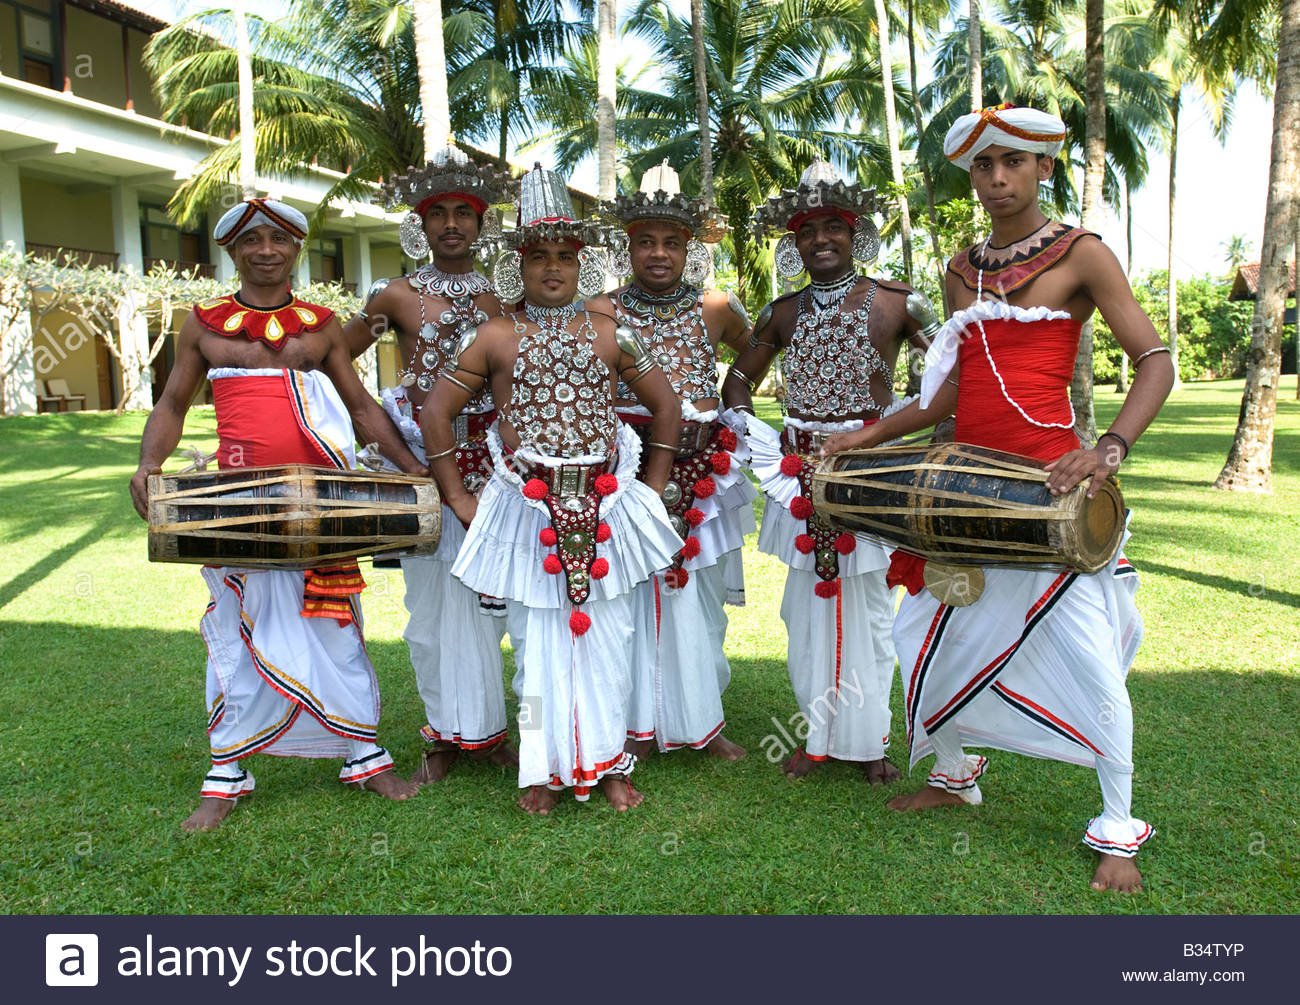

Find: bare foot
<box><xmin>413</xmin><ymin>744</ymin><xmax>460</xmax><ymax>784</ymax></box>
<box><xmin>351</xmin><ymin>768</ymin><xmax>420</xmax><ymax>800</ymax></box>
<box><xmin>181</xmin><ymin>797</ymin><xmax>240</xmax><ymax>832</ymax></box>
<box><xmin>599</xmin><ymin>773</ymin><xmax>645</xmax><ymax>811</ymax></box>
<box><xmin>705</xmin><ymin>734</ymin><xmax>747</xmax><ymax>761</ymax></box>
<box><xmin>467</xmin><ymin>741</ymin><xmax>520</xmax><ymax>768</ymax></box>
<box><xmin>888</xmin><ymin>786</ymin><xmax>969</xmax><ymax>811</ymax></box>
<box><xmin>862</xmin><ymin>756</ymin><xmax>901</xmax><ymax>785</ymax></box>
<box><xmin>518</xmin><ymin>785</ymin><xmax>560</xmax><ymax>815</ymax></box>
<box><xmin>782</xmin><ymin>748</ymin><xmax>818</xmax><ymax>779</ymax></box>
<box><xmin>1092</xmin><ymin>853</ymin><xmax>1144</xmax><ymax>893</ymax></box>
<box><xmin>624</xmin><ymin>738</ymin><xmax>654</xmax><ymax>758</ymax></box>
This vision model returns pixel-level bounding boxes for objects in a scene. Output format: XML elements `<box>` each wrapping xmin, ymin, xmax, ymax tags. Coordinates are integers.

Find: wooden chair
<box><xmin>43</xmin><ymin>379</ymin><xmax>86</xmax><ymax>411</ymax></box>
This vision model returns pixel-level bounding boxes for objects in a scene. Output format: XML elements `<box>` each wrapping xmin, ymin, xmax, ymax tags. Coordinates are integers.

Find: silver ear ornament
<box><xmin>577</xmin><ymin>246</ymin><xmax>609</xmax><ymax>298</ymax></box>
<box><xmin>399</xmin><ymin>211</ymin><xmax>431</xmax><ymax>260</ymax></box>
<box><xmin>683</xmin><ymin>239</ymin><xmax>712</xmax><ymax>286</ymax></box>
<box><xmin>492</xmin><ymin>251</ymin><xmax>524</xmax><ymax>303</ymax></box>
<box><xmin>774</xmin><ymin>232</ymin><xmax>804</xmax><ymax>279</ymax></box>
<box><xmin>851</xmin><ymin>218</ymin><xmax>881</xmax><ymax>264</ymax></box>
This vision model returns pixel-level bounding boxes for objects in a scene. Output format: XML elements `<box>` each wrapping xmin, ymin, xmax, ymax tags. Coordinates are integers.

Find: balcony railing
<box><xmin>26</xmin><ymin>243</ymin><xmax>120</xmax><ymax>269</ymax></box>
<box><xmin>143</xmin><ymin>257</ymin><xmax>216</xmax><ymax>278</ymax></box>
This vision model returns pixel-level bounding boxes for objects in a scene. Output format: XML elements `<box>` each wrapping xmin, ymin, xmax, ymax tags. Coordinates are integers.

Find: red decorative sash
<box><xmin>949</xmin><ymin>225</ymin><xmax>1096</xmax><ymax>297</ymax></box>
<box><xmin>195</xmin><ymin>295</ymin><xmax>333</xmax><ymax>350</ymax></box>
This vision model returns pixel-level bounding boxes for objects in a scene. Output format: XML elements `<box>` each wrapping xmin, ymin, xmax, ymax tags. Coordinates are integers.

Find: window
<box><xmin>309</xmin><ymin>237</ymin><xmax>344</xmax><ymax>285</ymax></box>
<box><xmin>140</xmin><ymin>204</ymin><xmax>210</xmax><ymax>273</ymax></box>
<box><xmin>2</xmin><ymin>1</ymin><xmax>59</xmax><ymax>90</ymax></box>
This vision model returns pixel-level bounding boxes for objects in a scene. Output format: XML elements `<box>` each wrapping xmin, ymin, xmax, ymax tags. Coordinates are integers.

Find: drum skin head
<box><xmin>1072</xmin><ymin>478</ymin><xmax>1124</xmax><ymax>573</ymax></box>
<box><xmin>923</xmin><ymin>562</ymin><xmax>984</xmax><ymax>606</ymax></box>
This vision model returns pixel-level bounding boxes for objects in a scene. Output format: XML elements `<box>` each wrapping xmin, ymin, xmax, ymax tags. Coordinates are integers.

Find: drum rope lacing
<box><xmin>974</xmin><ymin>236</ymin><xmax>1076</xmax><ymax>431</ymax></box>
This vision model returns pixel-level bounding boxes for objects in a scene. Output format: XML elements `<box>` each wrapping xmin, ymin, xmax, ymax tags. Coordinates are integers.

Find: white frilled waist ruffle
<box><xmin>919</xmin><ymin>301</ymin><xmax>1073</xmax><ymax>408</ymax></box>
<box><xmin>451</xmin><ymin>423</ymin><xmax>682</xmax><ymax>607</ymax></box>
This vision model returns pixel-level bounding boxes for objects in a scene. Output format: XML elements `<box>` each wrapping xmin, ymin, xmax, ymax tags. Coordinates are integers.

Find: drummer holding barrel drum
<box><xmin>131</xmin><ymin>198</ymin><xmax>430</xmax><ymax>831</ymax></box>
<box><xmin>820</xmin><ymin>106</ymin><xmax>1174</xmax><ymax>892</ymax></box>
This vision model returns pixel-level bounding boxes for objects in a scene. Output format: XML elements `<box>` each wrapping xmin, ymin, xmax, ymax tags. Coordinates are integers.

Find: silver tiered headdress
<box><xmin>380</xmin><ymin>142</ymin><xmax>515</xmax><ymax>261</ymax></box>
<box><xmin>607</xmin><ymin>161</ymin><xmax>725</xmax><ymax>284</ymax></box>
<box><xmin>491</xmin><ymin>164</ymin><xmax>625</xmax><ymax>301</ymax></box>
<box><xmin>752</xmin><ymin>159</ymin><xmax>882</xmax><ymax>278</ymax></box>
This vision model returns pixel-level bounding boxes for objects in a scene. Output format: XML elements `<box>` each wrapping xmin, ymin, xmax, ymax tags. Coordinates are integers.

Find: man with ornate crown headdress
<box><xmin>584</xmin><ymin>161</ymin><xmax>754</xmax><ymax>762</ymax></box>
<box><xmin>129</xmin><ymin>198</ymin><xmax>427</xmax><ymax>830</ymax></box>
<box><xmin>420</xmin><ymin>165</ymin><xmax>683</xmax><ymax>814</ymax></box>
<box><xmin>344</xmin><ymin>143</ymin><xmax>519</xmax><ymax>784</ymax></box>
<box><xmin>823</xmin><ymin>105</ymin><xmax>1174</xmax><ymax>892</ymax></box>
<box><xmin>721</xmin><ymin>160</ymin><xmax>930</xmax><ymax>785</ymax></box>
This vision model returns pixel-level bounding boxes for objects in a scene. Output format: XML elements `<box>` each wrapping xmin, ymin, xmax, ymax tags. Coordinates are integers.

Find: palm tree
<box><xmin>691</xmin><ymin>0</ymin><xmax>714</xmax><ymax>205</ymax></box>
<box><xmin>968</xmin><ymin>0</ymin><xmax>983</xmax><ymax>110</ymax></box>
<box><xmin>232</xmin><ymin>0</ymin><xmax>256</xmax><ymax>198</ymax></box>
<box><xmin>1222</xmin><ymin>234</ymin><xmax>1254</xmax><ymax>272</ymax></box>
<box><xmin>905</xmin><ymin>0</ymin><xmax>952</xmax><ymax>306</ymax></box>
<box><xmin>596</xmin><ymin>0</ymin><xmax>617</xmax><ymax>200</ymax></box>
<box><xmin>621</xmin><ymin>0</ymin><xmax>883</xmax><ymax>308</ymax></box>
<box><xmin>872</xmin><ymin>0</ymin><xmax>914</xmax><ymax>282</ymax></box>
<box><xmin>413</xmin><ymin>0</ymin><xmax>452</xmax><ymax>151</ymax></box>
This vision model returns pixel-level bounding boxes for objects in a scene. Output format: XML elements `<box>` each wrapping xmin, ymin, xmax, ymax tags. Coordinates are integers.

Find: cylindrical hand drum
<box><xmin>812</xmin><ymin>443</ymin><xmax>1124</xmax><ymax>573</ymax></box>
<box><xmin>148</xmin><ymin>465</ymin><xmax>441</xmax><ymax>569</ymax></box>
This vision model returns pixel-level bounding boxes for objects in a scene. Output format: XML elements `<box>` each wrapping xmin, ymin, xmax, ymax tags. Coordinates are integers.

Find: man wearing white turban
<box><xmin>824</xmin><ymin>105</ymin><xmax>1175</xmax><ymax>892</ymax></box>
<box><xmin>130</xmin><ymin>198</ymin><xmax>428</xmax><ymax>831</ymax></box>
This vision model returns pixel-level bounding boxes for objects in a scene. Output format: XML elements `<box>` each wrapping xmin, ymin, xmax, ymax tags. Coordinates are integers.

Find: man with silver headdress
<box><xmin>722</xmin><ymin>161</ymin><xmax>930</xmax><ymax>785</ymax></box>
<box><xmin>131</xmin><ymin>198</ymin><xmax>427</xmax><ymax>830</ymax></box>
<box><xmin>585</xmin><ymin>161</ymin><xmax>754</xmax><ymax>762</ymax></box>
<box><xmin>344</xmin><ymin>144</ymin><xmax>518</xmax><ymax>784</ymax></box>
<box><xmin>420</xmin><ymin>165</ymin><xmax>683</xmax><ymax>814</ymax></box>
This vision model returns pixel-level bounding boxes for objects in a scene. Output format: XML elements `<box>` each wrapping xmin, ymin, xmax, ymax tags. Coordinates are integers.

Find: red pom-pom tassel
<box><xmin>539</xmin><ymin>527</ymin><xmax>557</xmax><ymax>547</ymax></box>
<box><xmin>834</xmin><ymin>533</ymin><xmax>857</xmax><ymax>555</ymax></box>
<box><xmin>663</xmin><ymin>567</ymin><xmax>690</xmax><ymax>590</ymax></box>
<box><xmin>569</xmin><ymin>609</ymin><xmax>592</xmax><ymax>636</ymax></box>
<box><xmin>794</xmin><ymin>534</ymin><xmax>815</xmax><ymax>554</ymax></box>
<box><xmin>710</xmin><ymin>452</ymin><xmax>731</xmax><ymax>475</ymax></box>
<box><xmin>681</xmin><ymin>536</ymin><xmax>702</xmax><ymax>559</ymax></box>
<box><xmin>717</xmin><ymin>428</ymin><xmax>738</xmax><ymax>452</ymax></box>
<box><xmin>684</xmin><ymin>507</ymin><xmax>705</xmax><ymax>528</ymax></box>
<box><xmin>542</xmin><ymin>554</ymin><xmax>563</xmax><ymax>575</ymax></box>
<box><xmin>595</xmin><ymin>522</ymin><xmax>612</xmax><ymax>543</ymax></box>
<box><xmin>590</xmin><ymin>557</ymin><xmax>610</xmax><ymax>580</ymax></box>
<box><xmin>814</xmin><ymin>578</ymin><xmax>840</xmax><ymax>599</ymax></box>
<box><xmin>789</xmin><ymin>495</ymin><xmax>814</xmax><ymax>520</ymax></box>
<box><xmin>594</xmin><ymin>473</ymin><xmax>619</xmax><ymax>497</ymax></box>
<box><xmin>523</xmin><ymin>478</ymin><xmax>548</xmax><ymax>500</ymax></box>
<box><xmin>780</xmin><ymin>454</ymin><xmax>804</xmax><ymax>478</ymax></box>
<box><xmin>693</xmin><ymin>476</ymin><xmax>716</xmax><ymax>499</ymax></box>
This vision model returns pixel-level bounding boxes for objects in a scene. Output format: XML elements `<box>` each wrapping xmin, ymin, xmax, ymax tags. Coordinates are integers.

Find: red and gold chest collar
<box><xmin>194</xmin><ymin>294</ymin><xmax>333</xmax><ymax>350</ymax></box>
<box><xmin>949</xmin><ymin>222</ymin><xmax>1096</xmax><ymax>296</ymax></box>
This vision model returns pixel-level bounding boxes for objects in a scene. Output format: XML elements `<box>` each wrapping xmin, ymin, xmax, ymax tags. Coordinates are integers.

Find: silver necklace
<box><xmin>808</xmin><ymin>271</ymin><xmax>858</xmax><ymax>313</ymax></box>
<box><xmin>409</xmin><ymin>262</ymin><xmax>493</xmax><ymax>299</ymax></box>
<box><xmin>521</xmin><ymin>303</ymin><xmax>577</xmax><ymax>332</ymax></box>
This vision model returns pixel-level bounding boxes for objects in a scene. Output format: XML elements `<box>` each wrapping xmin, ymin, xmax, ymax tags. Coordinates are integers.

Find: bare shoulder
<box><xmin>869</xmin><ymin>277</ymin><xmax>914</xmax><ymax>298</ymax></box>
<box><xmin>583</xmin><ymin>306</ymin><xmax>619</xmax><ymax>333</ymax></box>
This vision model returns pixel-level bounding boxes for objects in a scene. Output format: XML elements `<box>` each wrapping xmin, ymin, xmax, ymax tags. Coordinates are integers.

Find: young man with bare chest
<box><xmin>585</xmin><ymin>163</ymin><xmax>753</xmax><ymax>763</ymax></box>
<box><xmin>420</xmin><ymin>167</ymin><xmax>683</xmax><ymax>814</ymax></box>
<box><xmin>824</xmin><ymin>105</ymin><xmax>1174</xmax><ymax>892</ymax></box>
<box><xmin>343</xmin><ymin>146</ymin><xmax>518</xmax><ymax>784</ymax></box>
<box><xmin>722</xmin><ymin>161</ymin><xmax>928</xmax><ymax>786</ymax></box>
<box><xmin>129</xmin><ymin>199</ymin><xmax>427</xmax><ymax>831</ymax></box>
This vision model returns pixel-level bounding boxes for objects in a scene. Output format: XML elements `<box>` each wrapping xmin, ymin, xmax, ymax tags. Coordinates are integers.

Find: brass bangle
<box><xmin>732</xmin><ymin>404</ymin><xmax>755</xmax><ymax>415</ymax></box>
<box><xmin>646</xmin><ymin>441</ymin><xmax>677</xmax><ymax>452</ymax></box>
<box><xmin>622</xmin><ymin>367</ymin><xmax>651</xmax><ymax>387</ymax></box>
<box><xmin>427</xmin><ymin>444</ymin><xmax>457</xmax><ymax>461</ymax></box>
<box><xmin>441</xmin><ymin>372</ymin><xmax>481</xmax><ymax>394</ymax></box>
<box><xmin>945</xmin><ymin>377</ymin><xmax>960</xmax><ymax>388</ymax></box>
<box><xmin>730</xmin><ymin>367</ymin><xmax>756</xmax><ymax>392</ymax></box>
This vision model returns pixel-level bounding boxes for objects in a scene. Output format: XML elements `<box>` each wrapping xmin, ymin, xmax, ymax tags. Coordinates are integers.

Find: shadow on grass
<box><xmin>1132</xmin><ymin>560</ymin><xmax>1300</xmax><ymax>610</ymax></box>
<box><xmin>1</xmin><ymin>622</ymin><xmax>1298</xmax><ymax>914</ymax></box>
<box><xmin>0</xmin><ymin>515</ymin><xmax>120</xmax><ymax>610</ymax></box>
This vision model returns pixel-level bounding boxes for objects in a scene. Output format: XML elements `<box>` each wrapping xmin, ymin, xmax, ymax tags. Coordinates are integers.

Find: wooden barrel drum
<box><xmin>148</xmin><ymin>464</ymin><xmax>441</xmax><ymax>569</ymax></box>
<box><xmin>812</xmin><ymin>443</ymin><xmax>1124</xmax><ymax>574</ymax></box>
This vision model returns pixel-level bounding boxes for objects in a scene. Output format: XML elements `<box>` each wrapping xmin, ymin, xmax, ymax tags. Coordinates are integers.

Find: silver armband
<box><xmin>727</xmin><ymin>291</ymin><xmax>751</xmax><ymax>328</ymax></box>
<box><xmin>748</xmin><ymin>303</ymin><xmax>775</xmax><ymax>349</ymax></box>
<box><xmin>615</xmin><ymin>323</ymin><xmax>655</xmax><ymax>374</ymax></box>
<box><xmin>905</xmin><ymin>291</ymin><xmax>943</xmax><ymax>342</ymax></box>
<box><xmin>449</xmin><ymin>325</ymin><xmax>481</xmax><ymax>369</ymax></box>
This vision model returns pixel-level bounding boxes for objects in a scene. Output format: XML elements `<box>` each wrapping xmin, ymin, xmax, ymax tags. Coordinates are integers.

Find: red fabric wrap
<box><xmin>787</xmin><ymin>207</ymin><xmax>858</xmax><ymax>232</ymax></box>
<box><xmin>954</xmin><ymin>317</ymin><xmax>1082</xmax><ymax>462</ymax></box>
<box><xmin>415</xmin><ymin>191</ymin><xmax>488</xmax><ymax>217</ymax></box>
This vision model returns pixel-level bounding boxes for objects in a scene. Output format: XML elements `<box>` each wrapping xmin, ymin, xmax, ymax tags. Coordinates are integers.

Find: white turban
<box><xmin>944</xmin><ymin>105</ymin><xmax>1067</xmax><ymax>171</ymax></box>
<box><xmin>214</xmin><ymin>198</ymin><xmax>309</xmax><ymax>246</ymax></box>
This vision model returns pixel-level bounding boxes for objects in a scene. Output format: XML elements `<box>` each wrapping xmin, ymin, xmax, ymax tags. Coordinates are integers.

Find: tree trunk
<box><xmin>1071</xmin><ymin>0</ymin><xmax>1106</xmax><ymax>443</ymax></box>
<box><xmin>967</xmin><ymin>1</ymin><xmax>981</xmax><ymax>112</ymax></box>
<box><xmin>874</xmin><ymin>0</ymin><xmax>912</xmax><ymax>282</ymax></box>
<box><xmin>692</xmin><ymin>0</ymin><xmax>714</xmax><ymax>205</ymax></box>
<box><xmin>1215</xmin><ymin>0</ymin><xmax>1300</xmax><ymax>493</ymax></box>
<box><xmin>1166</xmin><ymin>89</ymin><xmax>1182</xmax><ymax>389</ymax></box>
<box><xmin>412</xmin><ymin>0</ymin><xmax>451</xmax><ymax>158</ymax></box>
<box><xmin>1118</xmin><ymin>175</ymin><xmax>1131</xmax><ymax>392</ymax></box>
<box><xmin>596</xmin><ymin>0</ymin><xmax>617</xmax><ymax>201</ymax></box>
<box><xmin>907</xmin><ymin>0</ymin><xmax>948</xmax><ymax>311</ymax></box>
<box><xmin>233</xmin><ymin>0</ymin><xmax>256</xmax><ymax>198</ymax></box>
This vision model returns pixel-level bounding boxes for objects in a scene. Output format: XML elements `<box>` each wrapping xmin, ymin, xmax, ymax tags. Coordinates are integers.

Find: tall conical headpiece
<box><xmin>501</xmin><ymin>164</ymin><xmax>622</xmax><ymax>250</ymax></box>
<box><xmin>751</xmin><ymin>158</ymin><xmax>882</xmax><ymax>240</ymax></box>
<box><xmin>607</xmin><ymin>160</ymin><xmax>725</xmax><ymax>241</ymax></box>
<box><xmin>380</xmin><ymin>141</ymin><xmax>515</xmax><ymax>216</ymax></box>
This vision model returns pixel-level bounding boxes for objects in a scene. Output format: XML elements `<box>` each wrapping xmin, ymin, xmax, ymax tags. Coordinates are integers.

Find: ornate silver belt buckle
<box><xmin>452</xmin><ymin>414</ymin><xmax>469</xmax><ymax>446</ymax></box>
<box><xmin>558</xmin><ymin>465</ymin><xmax>589</xmax><ymax>498</ymax></box>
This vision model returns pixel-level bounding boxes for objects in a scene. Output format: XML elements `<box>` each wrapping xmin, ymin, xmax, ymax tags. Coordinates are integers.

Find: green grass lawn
<box><xmin>1</xmin><ymin>379</ymin><xmax>1296</xmax><ymax>915</ymax></box>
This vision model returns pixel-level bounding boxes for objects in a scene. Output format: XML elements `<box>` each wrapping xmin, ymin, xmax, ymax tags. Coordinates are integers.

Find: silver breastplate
<box><xmin>403</xmin><ymin>265</ymin><xmax>496</xmax><ymax>411</ymax></box>
<box><xmin>507</xmin><ymin>307</ymin><xmax>616</xmax><ymax>457</ymax></box>
<box><xmin>780</xmin><ymin>281</ymin><xmax>890</xmax><ymax>417</ymax></box>
<box><xmin>613</xmin><ymin>285</ymin><xmax>719</xmax><ymax>402</ymax></box>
